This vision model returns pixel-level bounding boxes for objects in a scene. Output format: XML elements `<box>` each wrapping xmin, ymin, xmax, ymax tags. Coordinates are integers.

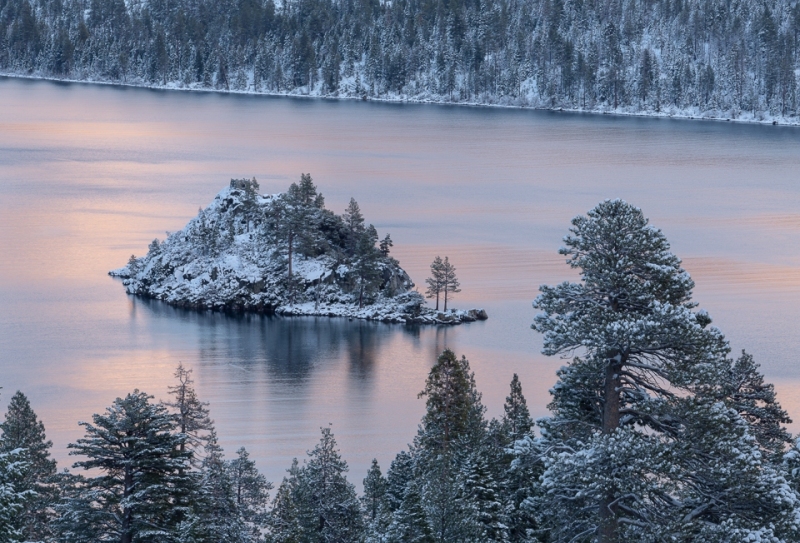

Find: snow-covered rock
<box><xmin>110</xmin><ymin>180</ymin><xmax>487</xmax><ymax>325</ymax></box>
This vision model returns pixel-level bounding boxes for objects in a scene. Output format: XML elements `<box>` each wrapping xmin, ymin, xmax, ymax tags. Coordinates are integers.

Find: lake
<box><xmin>2</xmin><ymin>76</ymin><xmax>800</xmax><ymax>487</ymax></box>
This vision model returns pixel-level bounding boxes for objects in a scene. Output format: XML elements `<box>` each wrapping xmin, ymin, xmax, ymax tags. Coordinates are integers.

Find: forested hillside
<box><xmin>1</xmin><ymin>0</ymin><xmax>799</xmax><ymax>121</ymax></box>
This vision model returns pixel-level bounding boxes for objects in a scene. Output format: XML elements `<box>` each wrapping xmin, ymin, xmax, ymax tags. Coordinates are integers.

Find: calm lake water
<box><xmin>2</xmin><ymin>76</ymin><xmax>800</xmax><ymax>486</ymax></box>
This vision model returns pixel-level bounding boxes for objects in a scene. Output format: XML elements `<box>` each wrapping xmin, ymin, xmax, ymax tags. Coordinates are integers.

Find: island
<box><xmin>110</xmin><ymin>177</ymin><xmax>487</xmax><ymax>325</ymax></box>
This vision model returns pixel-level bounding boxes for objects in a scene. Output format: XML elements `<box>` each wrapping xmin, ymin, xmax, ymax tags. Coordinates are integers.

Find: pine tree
<box><xmin>165</xmin><ymin>363</ymin><xmax>213</xmax><ymax>462</ymax></box>
<box><xmin>182</xmin><ymin>431</ymin><xmax>249</xmax><ymax>543</ymax></box>
<box><xmin>498</xmin><ymin>376</ymin><xmax>537</xmax><ymax>542</ymax></box>
<box><xmin>411</xmin><ymin>350</ymin><xmax>488</xmax><ymax>542</ymax></box>
<box><xmin>501</xmin><ymin>374</ymin><xmax>533</xmax><ymax>443</ymax></box>
<box><xmin>385</xmin><ymin>450</ymin><xmax>414</xmax><ymax>513</ymax></box>
<box><xmin>228</xmin><ymin>446</ymin><xmax>271</xmax><ymax>530</ymax></box>
<box><xmin>379</xmin><ymin>234</ymin><xmax>393</xmax><ymax>256</ymax></box>
<box><xmin>531</xmin><ymin>200</ymin><xmax>798</xmax><ymax>542</ymax></box>
<box><xmin>362</xmin><ymin>458</ymin><xmax>388</xmax><ymax>522</ymax></box>
<box><xmin>425</xmin><ymin>256</ymin><xmax>445</xmax><ymax>311</ymax></box>
<box><xmin>353</xmin><ymin>224</ymin><xmax>382</xmax><ymax>308</ymax></box>
<box><xmin>0</xmin><ymin>390</ymin><xmax>58</xmax><ymax>540</ymax></box>
<box><xmin>440</xmin><ymin>257</ymin><xmax>461</xmax><ymax>311</ymax></box>
<box><xmin>0</xmin><ymin>448</ymin><xmax>30</xmax><ymax>543</ymax></box>
<box><xmin>362</xmin><ymin>459</ymin><xmax>391</xmax><ymax>542</ymax></box>
<box><xmin>266</xmin><ymin>427</ymin><xmax>364</xmax><ymax>542</ymax></box>
<box><xmin>60</xmin><ymin>390</ymin><xmax>193</xmax><ymax>543</ymax></box>
<box><xmin>264</xmin><ymin>460</ymin><xmax>302</xmax><ymax>543</ymax></box>
<box><xmin>385</xmin><ymin>480</ymin><xmax>434</xmax><ymax>543</ymax></box>
<box><xmin>343</xmin><ymin>197</ymin><xmax>366</xmax><ymax>255</ymax></box>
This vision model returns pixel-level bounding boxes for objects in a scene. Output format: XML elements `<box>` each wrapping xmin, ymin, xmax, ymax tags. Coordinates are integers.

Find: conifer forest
<box><xmin>3</xmin><ymin>0</ymin><xmax>800</xmax><ymax>120</ymax></box>
<box><xmin>3</xmin><ymin>201</ymin><xmax>800</xmax><ymax>542</ymax></box>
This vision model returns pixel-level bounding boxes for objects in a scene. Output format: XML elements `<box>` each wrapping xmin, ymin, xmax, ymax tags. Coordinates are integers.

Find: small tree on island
<box><xmin>425</xmin><ymin>256</ymin><xmax>461</xmax><ymax>311</ymax></box>
<box><xmin>425</xmin><ymin>256</ymin><xmax>444</xmax><ymax>310</ymax></box>
<box><xmin>440</xmin><ymin>257</ymin><xmax>461</xmax><ymax>311</ymax></box>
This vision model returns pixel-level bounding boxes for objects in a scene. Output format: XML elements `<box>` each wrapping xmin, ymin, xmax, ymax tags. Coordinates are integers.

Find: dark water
<box><xmin>2</xmin><ymin>76</ymin><xmax>800</xmax><ymax>486</ymax></box>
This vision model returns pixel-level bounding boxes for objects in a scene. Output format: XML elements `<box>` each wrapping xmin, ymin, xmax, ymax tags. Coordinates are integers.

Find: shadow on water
<box><xmin>131</xmin><ymin>296</ymin><xmax>426</xmax><ymax>383</ymax></box>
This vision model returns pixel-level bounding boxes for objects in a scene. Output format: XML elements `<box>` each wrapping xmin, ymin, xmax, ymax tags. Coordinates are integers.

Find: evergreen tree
<box><xmin>0</xmin><ymin>448</ymin><xmax>30</xmax><ymax>543</ymax></box>
<box><xmin>59</xmin><ymin>390</ymin><xmax>193</xmax><ymax>543</ymax></box>
<box><xmin>264</xmin><ymin>460</ymin><xmax>302</xmax><ymax>543</ymax></box>
<box><xmin>362</xmin><ymin>459</ymin><xmax>391</xmax><ymax>541</ymax></box>
<box><xmin>266</xmin><ymin>427</ymin><xmax>364</xmax><ymax>542</ymax></box>
<box><xmin>501</xmin><ymin>374</ymin><xmax>533</xmax><ymax>443</ymax></box>
<box><xmin>165</xmin><ymin>363</ymin><xmax>213</xmax><ymax>462</ymax></box>
<box><xmin>362</xmin><ymin>458</ymin><xmax>387</xmax><ymax>523</ymax></box>
<box><xmin>228</xmin><ymin>446</ymin><xmax>271</xmax><ymax>530</ymax></box>
<box><xmin>385</xmin><ymin>480</ymin><xmax>434</xmax><ymax>543</ymax></box>
<box><xmin>385</xmin><ymin>450</ymin><xmax>414</xmax><ymax>513</ymax></box>
<box><xmin>181</xmin><ymin>431</ymin><xmax>249</xmax><ymax>543</ymax></box>
<box><xmin>410</xmin><ymin>350</ymin><xmax>488</xmax><ymax>542</ymax></box>
<box><xmin>425</xmin><ymin>256</ymin><xmax>445</xmax><ymax>311</ymax></box>
<box><xmin>440</xmin><ymin>257</ymin><xmax>461</xmax><ymax>311</ymax></box>
<box><xmin>531</xmin><ymin>199</ymin><xmax>798</xmax><ymax>542</ymax></box>
<box><xmin>352</xmin><ymin>224</ymin><xmax>382</xmax><ymax>308</ymax></box>
<box><xmin>379</xmin><ymin>234</ymin><xmax>393</xmax><ymax>256</ymax></box>
<box><xmin>0</xmin><ymin>390</ymin><xmax>58</xmax><ymax>540</ymax></box>
<box><xmin>343</xmin><ymin>197</ymin><xmax>366</xmax><ymax>255</ymax></box>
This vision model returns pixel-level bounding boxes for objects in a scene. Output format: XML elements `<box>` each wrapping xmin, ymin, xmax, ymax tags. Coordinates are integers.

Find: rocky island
<box><xmin>110</xmin><ymin>176</ymin><xmax>487</xmax><ymax>325</ymax></box>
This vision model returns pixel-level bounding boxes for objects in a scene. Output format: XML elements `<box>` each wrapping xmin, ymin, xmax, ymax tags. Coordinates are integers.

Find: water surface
<box><xmin>2</xmin><ymin>77</ymin><xmax>800</xmax><ymax>485</ymax></box>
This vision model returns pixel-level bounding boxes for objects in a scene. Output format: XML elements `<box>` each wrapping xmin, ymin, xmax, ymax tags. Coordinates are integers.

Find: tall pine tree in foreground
<box><xmin>58</xmin><ymin>390</ymin><xmax>192</xmax><ymax>543</ymax></box>
<box><xmin>0</xmin><ymin>390</ymin><xmax>58</xmax><ymax>540</ymax></box>
<box><xmin>532</xmin><ymin>199</ymin><xmax>800</xmax><ymax>542</ymax></box>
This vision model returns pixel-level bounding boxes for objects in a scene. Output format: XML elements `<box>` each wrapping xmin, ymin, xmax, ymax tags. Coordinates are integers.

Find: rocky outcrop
<box><xmin>110</xmin><ymin>179</ymin><xmax>487</xmax><ymax>325</ymax></box>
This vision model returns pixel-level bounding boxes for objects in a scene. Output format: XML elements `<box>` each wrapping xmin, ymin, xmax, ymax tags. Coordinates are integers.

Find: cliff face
<box><xmin>111</xmin><ymin>180</ymin><xmax>487</xmax><ymax>324</ymax></box>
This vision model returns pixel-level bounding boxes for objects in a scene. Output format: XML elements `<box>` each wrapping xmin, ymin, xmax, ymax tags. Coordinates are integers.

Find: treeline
<box><xmin>5</xmin><ymin>200</ymin><xmax>800</xmax><ymax>542</ymax></box>
<box><xmin>2</xmin><ymin>0</ymin><xmax>800</xmax><ymax>119</ymax></box>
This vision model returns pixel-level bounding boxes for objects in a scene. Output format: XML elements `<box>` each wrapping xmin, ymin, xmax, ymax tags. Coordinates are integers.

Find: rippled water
<box><xmin>2</xmin><ymin>76</ymin><xmax>800</xmax><ymax>486</ymax></box>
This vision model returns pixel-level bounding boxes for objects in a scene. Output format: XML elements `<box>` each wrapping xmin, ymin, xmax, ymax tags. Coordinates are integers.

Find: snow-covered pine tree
<box><xmin>385</xmin><ymin>450</ymin><xmax>414</xmax><ymax>513</ymax></box>
<box><xmin>0</xmin><ymin>390</ymin><xmax>58</xmax><ymax>540</ymax></box>
<box><xmin>180</xmin><ymin>431</ymin><xmax>249</xmax><ymax>543</ymax></box>
<box><xmin>385</xmin><ymin>480</ymin><xmax>435</xmax><ymax>543</ymax></box>
<box><xmin>532</xmin><ymin>199</ymin><xmax>800</xmax><ymax>542</ymax></box>
<box><xmin>362</xmin><ymin>458</ymin><xmax>388</xmax><ymax>523</ymax></box>
<box><xmin>165</xmin><ymin>363</ymin><xmax>213</xmax><ymax>462</ymax></box>
<box><xmin>501</xmin><ymin>374</ymin><xmax>533</xmax><ymax>443</ymax></box>
<box><xmin>228</xmin><ymin>446</ymin><xmax>271</xmax><ymax>531</ymax></box>
<box><xmin>0</xmin><ymin>448</ymin><xmax>30</xmax><ymax>543</ymax></box>
<box><xmin>710</xmin><ymin>350</ymin><xmax>793</xmax><ymax>462</ymax></box>
<box><xmin>362</xmin><ymin>459</ymin><xmax>391</xmax><ymax>542</ymax></box>
<box><xmin>264</xmin><ymin>460</ymin><xmax>302</xmax><ymax>543</ymax></box>
<box><xmin>266</xmin><ymin>427</ymin><xmax>364</xmax><ymax>542</ymax></box>
<box><xmin>61</xmin><ymin>390</ymin><xmax>193</xmax><ymax>542</ymax></box>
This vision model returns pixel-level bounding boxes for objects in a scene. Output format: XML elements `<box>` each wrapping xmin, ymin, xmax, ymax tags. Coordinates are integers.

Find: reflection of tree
<box><xmin>132</xmin><ymin>298</ymin><xmax>418</xmax><ymax>384</ymax></box>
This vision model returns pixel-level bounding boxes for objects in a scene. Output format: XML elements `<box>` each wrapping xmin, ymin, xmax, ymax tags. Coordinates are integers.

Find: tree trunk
<box><xmin>599</xmin><ymin>354</ymin><xmax>623</xmax><ymax>543</ymax></box>
<box><xmin>121</xmin><ymin>466</ymin><xmax>134</xmax><ymax>543</ymax></box>
<box><xmin>444</xmin><ymin>286</ymin><xmax>448</xmax><ymax>311</ymax></box>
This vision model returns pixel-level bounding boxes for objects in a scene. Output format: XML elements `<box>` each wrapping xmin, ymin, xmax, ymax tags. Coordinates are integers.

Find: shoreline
<box><xmin>3</xmin><ymin>71</ymin><xmax>798</xmax><ymax>128</ymax></box>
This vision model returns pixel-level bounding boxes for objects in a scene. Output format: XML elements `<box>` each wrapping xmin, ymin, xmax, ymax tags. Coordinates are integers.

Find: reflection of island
<box><xmin>133</xmin><ymin>296</ymin><xmax>424</xmax><ymax>382</ymax></box>
<box><xmin>111</xmin><ymin>178</ymin><xmax>487</xmax><ymax>325</ymax></box>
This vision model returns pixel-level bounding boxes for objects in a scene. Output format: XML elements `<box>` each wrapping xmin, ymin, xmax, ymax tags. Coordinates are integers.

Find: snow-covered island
<box><xmin>110</xmin><ymin>177</ymin><xmax>487</xmax><ymax>325</ymax></box>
